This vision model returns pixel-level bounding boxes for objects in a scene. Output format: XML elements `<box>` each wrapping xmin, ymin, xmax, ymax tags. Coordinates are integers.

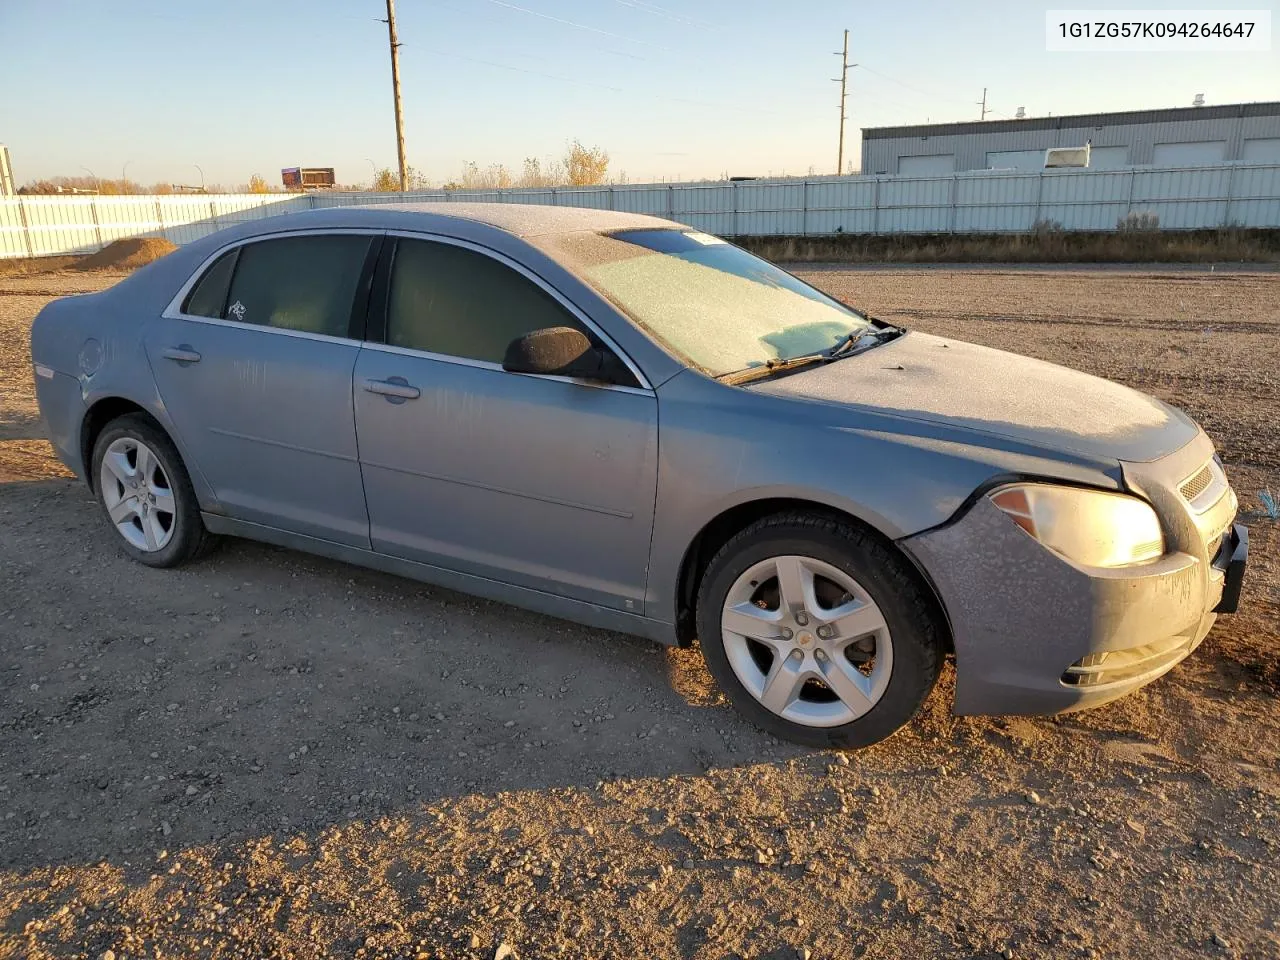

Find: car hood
<box><xmin>748</xmin><ymin>332</ymin><xmax>1199</xmax><ymax>463</ymax></box>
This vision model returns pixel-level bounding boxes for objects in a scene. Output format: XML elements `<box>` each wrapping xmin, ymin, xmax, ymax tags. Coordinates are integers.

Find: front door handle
<box><xmin>161</xmin><ymin>346</ymin><xmax>202</xmax><ymax>364</ymax></box>
<box><xmin>361</xmin><ymin>377</ymin><xmax>421</xmax><ymax>401</ymax></box>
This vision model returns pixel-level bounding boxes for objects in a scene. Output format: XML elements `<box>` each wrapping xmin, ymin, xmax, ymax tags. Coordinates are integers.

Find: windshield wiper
<box><xmin>774</xmin><ymin>324</ymin><xmax>904</xmax><ymax>367</ymax></box>
<box><xmin>827</xmin><ymin>323</ymin><xmax>905</xmax><ymax>357</ymax></box>
<box><xmin>719</xmin><ymin>324</ymin><xmax>905</xmax><ymax>385</ymax></box>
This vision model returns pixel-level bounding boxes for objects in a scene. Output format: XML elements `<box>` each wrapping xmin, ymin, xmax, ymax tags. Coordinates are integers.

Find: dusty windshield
<box><xmin>539</xmin><ymin>228</ymin><xmax>872</xmax><ymax>377</ymax></box>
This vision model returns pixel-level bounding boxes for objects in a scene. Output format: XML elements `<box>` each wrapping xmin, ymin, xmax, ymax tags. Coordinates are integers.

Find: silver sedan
<box><xmin>30</xmin><ymin>204</ymin><xmax>1248</xmax><ymax>748</ymax></box>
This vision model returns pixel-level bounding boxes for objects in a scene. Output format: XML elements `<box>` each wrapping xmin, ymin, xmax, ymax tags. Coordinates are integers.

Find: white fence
<box><xmin>0</xmin><ymin>193</ymin><xmax>308</xmax><ymax>259</ymax></box>
<box><xmin>4</xmin><ymin>163</ymin><xmax>1279</xmax><ymax>259</ymax></box>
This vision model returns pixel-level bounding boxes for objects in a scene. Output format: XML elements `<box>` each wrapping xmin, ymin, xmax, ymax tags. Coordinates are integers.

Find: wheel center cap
<box><xmin>797</xmin><ymin>632</ymin><xmax>814</xmax><ymax>646</ymax></box>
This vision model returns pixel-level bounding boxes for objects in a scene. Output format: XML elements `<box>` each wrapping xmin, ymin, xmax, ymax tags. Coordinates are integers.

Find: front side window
<box><xmin>386</xmin><ymin>238</ymin><xmax>589</xmax><ymax>364</ymax></box>
<box><xmin>535</xmin><ymin>228</ymin><xmax>874</xmax><ymax>377</ymax></box>
<box><xmin>197</xmin><ymin>235</ymin><xmax>371</xmax><ymax>337</ymax></box>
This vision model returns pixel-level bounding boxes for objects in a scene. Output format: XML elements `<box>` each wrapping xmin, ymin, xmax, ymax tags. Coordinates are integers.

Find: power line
<box><xmin>609</xmin><ymin>0</ymin><xmax>715</xmax><ymax>29</ymax></box>
<box><xmin>855</xmin><ymin>64</ymin><xmax>977</xmax><ymax>109</ymax></box>
<box><xmin>425</xmin><ymin>48</ymin><xmax>623</xmax><ymax>91</ymax></box>
<box><xmin>434</xmin><ymin>0</ymin><xmax>657</xmax><ymax>63</ymax></box>
<box><xmin>476</xmin><ymin>0</ymin><xmax>659</xmax><ymax>46</ymax></box>
<box><xmin>429</xmin><ymin>47</ymin><xmax>794</xmax><ymax>117</ymax></box>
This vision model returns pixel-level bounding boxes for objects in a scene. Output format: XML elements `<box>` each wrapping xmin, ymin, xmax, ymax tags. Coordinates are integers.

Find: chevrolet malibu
<box><xmin>30</xmin><ymin>204</ymin><xmax>1248</xmax><ymax>748</ymax></box>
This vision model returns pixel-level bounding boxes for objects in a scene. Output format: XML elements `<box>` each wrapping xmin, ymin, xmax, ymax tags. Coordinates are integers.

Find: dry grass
<box><xmin>741</xmin><ymin>228</ymin><xmax>1280</xmax><ymax>264</ymax></box>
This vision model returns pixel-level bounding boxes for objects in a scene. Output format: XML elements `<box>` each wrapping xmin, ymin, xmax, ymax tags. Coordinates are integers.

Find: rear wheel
<box><xmin>696</xmin><ymin>512</ymin><xmax>942</xmax><ymax>749</ymax></box>
<box><xmin>92</xmin><ymin>414</ymin><xmax>215</xmax><ymax>568</ymax></box>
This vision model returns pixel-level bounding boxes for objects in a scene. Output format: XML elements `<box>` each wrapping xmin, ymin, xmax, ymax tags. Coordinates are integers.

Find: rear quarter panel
<box><xmin>28</xmin><ymin>245</ymin><xmax>223</xmax><ymax>509</ymax></box>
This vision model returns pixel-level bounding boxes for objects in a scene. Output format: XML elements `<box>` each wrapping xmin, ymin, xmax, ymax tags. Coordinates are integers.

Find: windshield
<box><xmin>537</xmin><ymin>228</ymin><xmax>873</xmax><ymax>377</ymax></box>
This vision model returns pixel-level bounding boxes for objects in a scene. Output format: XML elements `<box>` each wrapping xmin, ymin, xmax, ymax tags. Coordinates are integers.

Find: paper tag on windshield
<box><xmin>685</xmin><ymin>231</ymin><xmax>727</xmax><ymax>246</ymax></box>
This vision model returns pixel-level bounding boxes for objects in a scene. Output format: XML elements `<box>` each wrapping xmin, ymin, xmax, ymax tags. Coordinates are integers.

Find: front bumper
<box><xmin>902</xmin><ymin>491</ymin><xmax>1246</xmax><ymax>717</ymax></box>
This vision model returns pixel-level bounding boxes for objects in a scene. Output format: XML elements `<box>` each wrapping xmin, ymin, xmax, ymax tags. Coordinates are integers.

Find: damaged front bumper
<box><xmin>901</xmin><ymin>431</ymin><xmax>1246</xmax><ymax>717</ymax></box>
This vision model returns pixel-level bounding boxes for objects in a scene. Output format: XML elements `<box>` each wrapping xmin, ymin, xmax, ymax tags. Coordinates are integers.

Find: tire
<box><xmin>695</xmin><ymin>511</ymin><xmax>942</xmax><ymax>749</ymax></box>
<box><xmin>91</xmin><ymin>413</ymin><xmax>216</xmax><ymax>568</ymax></box>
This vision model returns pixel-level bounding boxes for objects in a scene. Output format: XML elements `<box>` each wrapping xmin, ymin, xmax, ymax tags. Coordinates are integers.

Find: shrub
<box><xmin>1117</xmin><ymin>211</ymin><xmax>1160</xmax><ymax>232</ymax></box>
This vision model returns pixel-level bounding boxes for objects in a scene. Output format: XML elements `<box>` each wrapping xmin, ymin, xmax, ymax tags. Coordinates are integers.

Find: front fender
<box><xmin>644</xmin><ymin>369</ymin><xmax>1123</xmax><ymax>626</ymax></box>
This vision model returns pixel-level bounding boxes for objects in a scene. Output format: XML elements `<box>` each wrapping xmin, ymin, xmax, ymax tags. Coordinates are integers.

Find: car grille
<box><xmin>1180</xmin><ymin>463</ymin><xmax>1214</xmax><ymax>502</ymax></box>
<box><xmin>1061</xmin><ymin>632</ymin><xmax>1194</xmax><ymax>688</ymax></box>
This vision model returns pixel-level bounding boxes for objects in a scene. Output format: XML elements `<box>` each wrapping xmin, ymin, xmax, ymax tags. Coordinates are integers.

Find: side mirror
<box><xmin>503</xmin><ymin>327</ymin><xmax>615</xmax><ymax>382</ymax></box>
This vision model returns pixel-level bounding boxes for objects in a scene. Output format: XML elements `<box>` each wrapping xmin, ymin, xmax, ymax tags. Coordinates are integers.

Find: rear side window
<box><xmin>213</xmin><ymin>235</ymin><xmax>372</xmax><ymax>337</ymax></box>
<box><xmin>386</xmin><ymin>238</ymin><xmax>588</xmax><ymax>363</ymax></box>
<box><xmin>182</xmin><ymin>249</ymin><xmax>237</xmax><ymax>318</ymax></box>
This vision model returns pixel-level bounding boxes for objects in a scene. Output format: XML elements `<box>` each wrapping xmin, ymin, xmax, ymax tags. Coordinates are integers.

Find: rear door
<box><xmin>352</xmin><ymin>235</ymin><xmax>659</xmax><ymax>612</ymax></box>
<box><xmin>145</xmin><ymin>231</ymin><xmax>381</xmax><ymax>546</ymax></box>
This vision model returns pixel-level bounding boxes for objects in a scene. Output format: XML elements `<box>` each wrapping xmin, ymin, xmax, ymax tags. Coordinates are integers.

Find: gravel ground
<box><xmin>0</xmin><ymin>264</ymin><xmax>1277</xmax><ymax>960</ymax></box>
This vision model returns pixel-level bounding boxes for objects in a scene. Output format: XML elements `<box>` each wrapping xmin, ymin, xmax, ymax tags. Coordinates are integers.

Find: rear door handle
<box><xmin>361</xmin><ymin>377</ymin><xmax>421</xmax><ymax>401</ymax></box>
<box><xmin>161</xmin><ymin>346</ymin><xmax>202</xmax><ymax>364</ymax></box>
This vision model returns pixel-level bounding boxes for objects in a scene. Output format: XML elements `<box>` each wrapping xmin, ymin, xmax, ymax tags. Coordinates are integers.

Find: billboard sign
<box><xmin>281</xmin><ymin>167</ymin><xmax>336</xmax><ymax>190</ymax></box>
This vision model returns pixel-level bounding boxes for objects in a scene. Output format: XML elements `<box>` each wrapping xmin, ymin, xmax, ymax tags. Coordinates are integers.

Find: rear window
<box><xmin>181</xmin><ymin>235</ymin><xmax>372</xmax><ymax>338</ymax></box>
<box><xmin>182</xmin><ymin>249</ymin><xmax>237</xmax><ymax>318</ymax></box>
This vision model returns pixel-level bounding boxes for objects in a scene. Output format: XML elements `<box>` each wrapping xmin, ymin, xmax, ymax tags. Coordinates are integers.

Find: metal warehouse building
<box><xmin>861</xmin><ymin>101</ymin><xmax>1280</xmax><ymax>176</ymax></box>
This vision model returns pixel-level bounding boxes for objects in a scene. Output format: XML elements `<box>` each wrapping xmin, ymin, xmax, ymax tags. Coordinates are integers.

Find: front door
<box><xmin>352</xmin><ymin>236</ymin><xmax>658</xmax><ymax>611</ymax></box>
<box><xmin>145</xmin><ymin>232</ymin><xmax>379</xmax><ymax>547</ymax></box>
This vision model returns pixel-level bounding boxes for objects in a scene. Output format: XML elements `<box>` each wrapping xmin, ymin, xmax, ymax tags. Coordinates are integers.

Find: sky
<box><xmin>2</xmin><ymin>0</ymin><xmax>1277</xmax><ymax>189</ymax></box>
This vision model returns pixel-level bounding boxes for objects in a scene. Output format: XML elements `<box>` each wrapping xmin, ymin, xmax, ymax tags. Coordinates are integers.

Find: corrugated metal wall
<box><xmin>863</xmin><ymin>112</ymin><xmax>1280</xmax><ymax>174</ymax></box>
<box><xmin>3</xmin><ymin>164</ymin><xmax>1278</xmax><ymax>259</ymax></box>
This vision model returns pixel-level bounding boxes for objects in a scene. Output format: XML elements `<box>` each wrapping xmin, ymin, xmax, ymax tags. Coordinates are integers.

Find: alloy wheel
<box><xmin>720</xmin><ymin>554</ymin><xmax>893</xmax><ymax>727</ymax></box>
<box><xmin>99</xmin><ymin>437</ymin><xmax>177</xmax><ymax>552</ymax></box>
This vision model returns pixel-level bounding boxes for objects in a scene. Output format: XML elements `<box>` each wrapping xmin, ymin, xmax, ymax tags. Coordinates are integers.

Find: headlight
<box><xmin>989</xmin><ymin>483</ymin><xmax>1165</xmax><ymax>567</ymax></box>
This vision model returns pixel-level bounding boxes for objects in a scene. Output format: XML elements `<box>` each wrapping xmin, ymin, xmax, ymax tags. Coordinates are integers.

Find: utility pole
<box><xmin>832</xmin><ymin>29</ymin><xmax>855</xmax><ymax>175</ymax></box>
<box><xmin>383</xmin><ymin>0</ymin><xmax>408</xmax><ymax>192</ymax></box>
<box><xmin>979</xmin><ymin>87</ymin><xmax>988</xmax><ymax>121</ymax></box>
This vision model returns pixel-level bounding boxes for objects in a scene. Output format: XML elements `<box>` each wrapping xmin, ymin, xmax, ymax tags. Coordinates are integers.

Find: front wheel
<box><xmin>696</xmin><ymin>512</ymin><xmax>943</xmax><ymax>749</ymax></box>
<box><xmin>91</xmin><ymin>414</ymin><xmax>215</xmax><ymax>568</ymax></box>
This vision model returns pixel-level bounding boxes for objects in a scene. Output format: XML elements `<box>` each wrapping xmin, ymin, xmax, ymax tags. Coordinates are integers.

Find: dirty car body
<box><xmin>30</xmin><ymin>203</ymin><xmax>1247</xmax><ymax>746</ymax></box>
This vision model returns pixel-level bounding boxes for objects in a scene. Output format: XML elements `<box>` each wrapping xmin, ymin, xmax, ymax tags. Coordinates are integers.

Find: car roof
<box><xmin>306</xmin><ymin>201</ymin><xmax>680</xmax><ymax>238</ymax></box>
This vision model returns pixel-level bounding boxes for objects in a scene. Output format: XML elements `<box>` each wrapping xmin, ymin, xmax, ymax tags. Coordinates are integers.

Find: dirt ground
<box><xmin>0</xmin><ymin>262</ymin><xmax>1277</xmax><ymax>960</ymax></box>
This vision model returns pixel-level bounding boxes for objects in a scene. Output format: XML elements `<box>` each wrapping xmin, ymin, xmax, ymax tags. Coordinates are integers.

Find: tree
<box><xmin>564</xmin><ymin>140</ymin><xmax>609</xmax><ymax>186</ymax></box>
<box><xmin>247</xmin><ymin>174</ymin><xmax>269</xmax><ymax>194</ymax></box>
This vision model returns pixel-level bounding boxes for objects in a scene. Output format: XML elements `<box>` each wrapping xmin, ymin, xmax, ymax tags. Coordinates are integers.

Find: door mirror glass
<box><xmin>503</xmin><ymin>327</ymin><xmax>612</xmax><ymax>380</ymax></box>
